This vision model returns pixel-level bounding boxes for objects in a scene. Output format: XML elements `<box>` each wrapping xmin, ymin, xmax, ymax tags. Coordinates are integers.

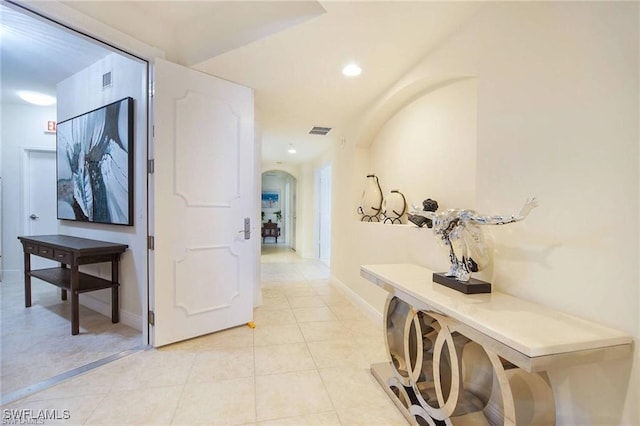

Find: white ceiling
<box><xmin>1</xmin><ymin>1</ymin><xmax>481</xmax><ymax>165</ymax></box>
<box><xmin>0</xmin><ymin>3</ymin><xmax>112</xmax><ymax>104</ymax></box>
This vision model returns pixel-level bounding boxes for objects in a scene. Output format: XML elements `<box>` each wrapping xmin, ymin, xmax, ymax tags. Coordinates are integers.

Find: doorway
<box><xmin>0</xmin><ymin>3</ymin><xmax>146</xmax><ymax>403</ymax></box>
<box><xmin>23</xmin><ymin>150</ymin><xmax>57</xmax><ymax>270</ymax></box>
<box><xmin>317</xmin><ymin>164</ymin><xmax>332</xmax><ymax>266</ymax></box>
<box><xmin>261</xmin><ymin>170</ymin><xmax>297</xmax><ymax>249</ymax></box>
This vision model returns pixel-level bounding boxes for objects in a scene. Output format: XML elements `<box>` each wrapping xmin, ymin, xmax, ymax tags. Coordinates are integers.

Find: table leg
<box><xmin>24</xmin><ymin>252</ymin><xmax>31</xmax><ymax>308</ymax></box>
<box><xmin>71</xmin><ymin>265</ymin><xmax>80</xmax><ymax>335</ymax></box>
<box><xmin>111</xmin><ymin>256</ymin><xmax>120</xmax><ymax>323</ymax></box>
<box><xmin>60</xmin><ymin>264</ymin><xmax>67</xmax><ymax>300</ymax></box>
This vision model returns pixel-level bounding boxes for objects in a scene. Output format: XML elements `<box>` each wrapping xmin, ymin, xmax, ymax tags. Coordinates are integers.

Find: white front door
<box><xmin>25</xmin><ymin>149</ymin><xmax>58</xmax><ymax>270</ymax></box>
<box><xmin>151</xmin><ymin>58</ymin><xmax>256</xmax><ymax>347</ymax></box>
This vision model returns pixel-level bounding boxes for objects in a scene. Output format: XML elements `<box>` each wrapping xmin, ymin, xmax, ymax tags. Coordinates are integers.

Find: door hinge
<box><xmin>148</xmin><ymin>235</ymin><xmax>155</xmax><ymax>250</ymax></box>
<box><xmin>148</xmin><ymin>159</ymin><xmax>155</xmax><ymax>174</ymax></box>
<box><xmin>148</xmin><ymin>310</ymin><xmax>155</xmax><ymax>326</ymax></box>
<box><xmin>149</xmin><ymin>81</ymin><xmax>155</xmax><ymax>98</ymax></box>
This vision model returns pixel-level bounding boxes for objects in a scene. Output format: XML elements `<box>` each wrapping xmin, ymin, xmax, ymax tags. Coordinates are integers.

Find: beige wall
<box><xmin>370</xmin><ymin>78</ymin><xmax>477</xmax><ymax>215</ymax></box>
<box><xmin>332</xmin><ymin>3</ymin><xmax>639</xmax><ymax>424</ymax></box>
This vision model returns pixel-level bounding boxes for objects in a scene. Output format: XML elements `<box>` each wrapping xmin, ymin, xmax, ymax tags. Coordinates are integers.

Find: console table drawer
<box><xmin>23</xmin><ymin>243</ymin><xmax>38</xmax><ymax>254</ymax></box>
<box><xmin>37</xmin><ymin>246</ymin><xmax>54</xmax><ymax>259</ymax></box>
<box><xmin>53</xmin><ymin>249</ymin><xmax>72</xmax><ymax>264</ymax></box>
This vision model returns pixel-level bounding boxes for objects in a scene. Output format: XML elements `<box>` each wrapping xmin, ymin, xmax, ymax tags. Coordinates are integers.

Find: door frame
<box><xmin>7</xmin><ymin>1</ymin><xmax>154</xmax><ymax>345</ymax></box>
<box><xmin>315</xmin><ymin>163</ymin><xmax>332</xmax><ymax>265</ymax></box>
<box><xmin>22</xmin><ymin>148</ymin><xmax>58</xmax><ymax>273</ymax></box>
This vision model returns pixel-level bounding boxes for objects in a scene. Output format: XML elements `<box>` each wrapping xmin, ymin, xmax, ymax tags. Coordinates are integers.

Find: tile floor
<box><xmin>1</xmin><ymin>245</ymin><xmax>407</xmax><ymax>425</ymax></box>
<box><xmin>1</xmin><ymin>273</ymin><xmax>142</xmax><ymax>396</ymax></box>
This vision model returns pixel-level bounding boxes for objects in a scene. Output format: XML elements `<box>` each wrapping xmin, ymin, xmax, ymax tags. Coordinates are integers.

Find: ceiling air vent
<box><xmin>309</xmin><ymin>126</ymin><xmax>332</xmax><ymax>135</ymax></box>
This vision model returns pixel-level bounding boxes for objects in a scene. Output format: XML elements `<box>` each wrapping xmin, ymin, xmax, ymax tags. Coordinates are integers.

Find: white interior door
<box><xmin>25</xmin><ymin>150</ymin><xmax>58</xmax><ymax>270</ymax></box>
<box><xmin>152</xmin><ymin>58</ymin><xmax>256</xmax><ymax>347</ymax></box>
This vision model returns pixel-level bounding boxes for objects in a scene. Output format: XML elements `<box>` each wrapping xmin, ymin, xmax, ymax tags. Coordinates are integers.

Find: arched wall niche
<box><xmin>354</xmin><ymin>75</ymin><xmax>476</xmax><ymax>149</ymax></box>
<box><xmin>361</xmin><ymin>76</ymin><xmax>478</xmax><ymax>222</ymax></box>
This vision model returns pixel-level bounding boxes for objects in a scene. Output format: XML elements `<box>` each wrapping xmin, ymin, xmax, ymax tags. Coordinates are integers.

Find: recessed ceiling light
<box><xmin>288</xmin><ymin>146</ymin><xmax>297</xmax><ymax>154</ymax></box>
<box><xmin>17</xmin><ymin>90</ymin><xmax>56</xmax><ymax>106</ymax></box>
<box><xmin>342</xmin><ymin>63</ymin><xmax>362</xmax><ymax>77</ymax></box>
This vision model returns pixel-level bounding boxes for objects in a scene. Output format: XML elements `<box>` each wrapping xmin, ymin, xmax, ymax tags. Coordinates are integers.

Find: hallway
<box><xmin>2</xmin><ymin>246</ymin><xmax>405</xmax><ymax>425</ymax></box>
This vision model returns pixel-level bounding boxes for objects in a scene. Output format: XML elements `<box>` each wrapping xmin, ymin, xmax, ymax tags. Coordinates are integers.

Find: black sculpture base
<box><xmin>433</xmin><ymin>273</ymin><xmax>492</xmax><ymax>294</ymax></box>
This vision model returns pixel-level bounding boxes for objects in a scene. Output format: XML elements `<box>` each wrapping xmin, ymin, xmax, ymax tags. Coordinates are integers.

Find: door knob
<box><xmin>30</xmin><ymin>214</ymin><xmax>39</xmax><ymax>220</ymax></box>
<box><xmin>239</xmin><ymin>217</ymin><xmax>251</xmax><ymax>240</ymax></box>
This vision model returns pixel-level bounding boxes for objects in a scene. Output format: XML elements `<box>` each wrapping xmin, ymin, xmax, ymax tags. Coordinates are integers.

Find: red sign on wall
<box><xmin>46</xmin><ymin>121</ymin><xmax>57</xmax><ymax>133</ymax></box>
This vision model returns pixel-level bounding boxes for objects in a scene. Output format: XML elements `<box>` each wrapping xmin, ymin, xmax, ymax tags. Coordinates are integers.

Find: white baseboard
<box><xmin>79</xmin><ymin>294</ymin><xmax>143</xmax><ymax>331</ymax></box>
<box><xmin>330</xmin><ymin>274</ymin><xmax>383</xmax><ymax>326</ymax></box>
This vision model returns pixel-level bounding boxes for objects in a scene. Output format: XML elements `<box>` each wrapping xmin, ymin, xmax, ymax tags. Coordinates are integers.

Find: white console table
<box><xmin>361</xmin><ymin>264</ymin><xmax>632</xmax><ymax>425</ymax></box>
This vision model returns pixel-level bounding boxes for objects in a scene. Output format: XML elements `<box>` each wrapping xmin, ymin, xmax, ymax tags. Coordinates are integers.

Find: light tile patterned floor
<box><xmin>1</xmin><ymin>245</ymin><xmax>407</xmax><ymax>425</ymax></box>
<box><xmin>1</xmin><ymin>275</ymin><xmax>142</xmax><ymax>396</ymax></box>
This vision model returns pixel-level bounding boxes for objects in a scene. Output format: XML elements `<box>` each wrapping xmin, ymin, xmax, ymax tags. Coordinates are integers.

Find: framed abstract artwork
<box><xmin>56</xmin><ymin>97</ymin><xmax>134</xmax><ymax>226</ymax></box>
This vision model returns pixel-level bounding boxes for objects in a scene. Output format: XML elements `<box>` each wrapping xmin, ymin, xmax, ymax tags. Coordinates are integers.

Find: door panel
<box><xmin>26</xmin><ymin>150</ymin><xmax>58</xmax><ymax>270</ymax></box>
<box><xmin>152</xmin><ymin>58</ymin><xmax>255</xmax><ymax>347</ymax></box>
<box><xmin>175</xmin><ymin>92</ymin><xmax>240</xmax><ymax>206</ymax></box>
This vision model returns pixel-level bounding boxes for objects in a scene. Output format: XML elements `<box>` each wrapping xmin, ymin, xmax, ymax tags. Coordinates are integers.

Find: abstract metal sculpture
<box><xmin>410</xmin><ymin>198</ymin><xmax>539</xmax><ymax>290</ymax></box>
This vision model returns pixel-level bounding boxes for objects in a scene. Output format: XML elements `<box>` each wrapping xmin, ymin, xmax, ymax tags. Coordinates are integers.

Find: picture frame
<box><xmin>56</xmin><ymin>97</ymin><xmax>134</xmax><ymax>226</ymax></box>
<box><xmin>261</xmin><ymin>190</ymin><xmax>280</xmax><ymax>209</ymax></box>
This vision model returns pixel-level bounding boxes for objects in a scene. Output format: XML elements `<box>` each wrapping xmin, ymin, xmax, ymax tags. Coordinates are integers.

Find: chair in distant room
<box><xmin>261</xmin><ymin>220</ymin><xmax>281</xmax><ymax>243</ymax></box>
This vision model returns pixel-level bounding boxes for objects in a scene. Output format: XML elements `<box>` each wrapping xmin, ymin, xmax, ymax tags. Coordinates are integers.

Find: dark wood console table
<box><xmin>261</xmin><ymin>222</ymin><xmax>281</xmax><ymax>243</ymax></box>
<box><xmin>18</xmin><ymin>235</ymin><xmax>128</xmax><ymax>335</ymax></box>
